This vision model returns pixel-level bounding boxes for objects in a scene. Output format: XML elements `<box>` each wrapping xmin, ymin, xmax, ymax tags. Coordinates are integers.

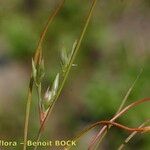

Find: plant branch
<box><xmin>34</xmin><ymin>0</ymin><xmax>97</xmax><ymax>150</ymax></box>
<box><xmin>65</xmin><ymin>97</ymin><xmax>150</xmax><ymax>150</ymax></box>
<box><xmin>23</xmin><ymin>1</ymin><xmax>65</xmax><ymax>150</ymax></box>
<box><xmin>89</xmin><ymin>69</ymin><xmax>143</xmax><ymax>149</ymax></box>
<box><xmin>118</xmin><ymin>119</ymin><xmax>150</xmax><ymax>150</ymax></box>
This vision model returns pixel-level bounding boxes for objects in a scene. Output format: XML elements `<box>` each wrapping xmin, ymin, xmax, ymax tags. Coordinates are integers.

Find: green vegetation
<box><xmin>0</xmin><ymin>0</ymin><xmax>149</xmax><ymax>150</ymax></box>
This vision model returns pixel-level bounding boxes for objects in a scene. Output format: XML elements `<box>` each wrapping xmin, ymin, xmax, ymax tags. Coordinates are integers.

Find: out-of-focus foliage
<box><xmin>0</xmin><ymin>0</ymin><xmax>150</xmax><ymax>149</ymax></box>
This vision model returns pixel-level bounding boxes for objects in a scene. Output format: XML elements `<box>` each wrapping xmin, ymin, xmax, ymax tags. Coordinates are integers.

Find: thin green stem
<box><xmin>34</xmin><ymin>0</ymin><xmax>65</xmax><ymax>64</ymax></box>
<box><xmin>23</xmin><ymin>78</ymin><xmax>34</xmax><ymax>150</ymax></box>
<box><xmin>23</xmin><ymin>1</ymin><xmax>65</xmax><ymax>150</ymax></box>
<box><xmin>34</xmin><ymin>0</ymin><xmax>97</xmax><ymax>150</ymax></box>
<box><xmin>36</xmin><ymin>83</ymin><xmax>42</xmax><ymax>121</ymax></box>
<box><xmin>117</xmin><ymin>69</ymin><xmax>143</xmax><ymax>114</ymax></box>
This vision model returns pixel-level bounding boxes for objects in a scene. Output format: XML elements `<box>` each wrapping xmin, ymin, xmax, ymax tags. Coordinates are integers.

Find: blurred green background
<box><xmin>0</xmin><ymin>0</ymin><xmax>150</xmax><ymax>149</ymax></box>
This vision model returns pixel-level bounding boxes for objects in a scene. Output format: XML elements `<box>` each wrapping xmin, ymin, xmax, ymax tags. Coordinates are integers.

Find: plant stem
<box><xmin>65</xmin><ymin>97</ymin><xmax>150</xmax><ymax>150</ymax></box>
<box><xmin>116</xmin><ymin>69</ymin><xmax>143</xmax><ymax>114</ymax></box>
<box><xmin>23</xmin><ymin>1</ymin><xmax>65</xmax><ymax>150</ymax></box>
<box><xmin>34</xmin><ymin>0</ymin><xmax>97</xmax><ymax>150</ymax></box>
<box><xmin>37</xmin><ymin>83</ymin><xmax>42</xmax><ymax>121</ymax></box>
<box><xmin>88</xmin><ymin>97</ymin><xmax>150</xmax><ymax>150</ymax></box>
<box><xmin>118</xmin><ymin>119</ymin><xmax>150</xmax><ymax>150</ymax></box>
<box><xmin>89</xmin><ymin>69</ymin><xmax>143</xmax><ymax>150</ymax></box>
<box><xmin>23</xmin><ymin>78</ymin><xmax>34</xmax><ymax>150</ymax></box>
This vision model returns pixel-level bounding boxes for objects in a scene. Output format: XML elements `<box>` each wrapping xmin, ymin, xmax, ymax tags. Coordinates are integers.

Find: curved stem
<box><xmin>34</xmin><ymin>0</ymin><xmax>65</xmax><ymax>64</ymax></box>
<box><xmin>23</xmin><ymin>1</ymin><xmax>65</xmax><ymax>150</ymax></box>
<box><xmin>34</xmin><ymin>0</ymin><xmax>97</xmax><ymax>150</ymax></box>
<box><xmin>97</xmin><ymin>121</ymin><xmax>150</xmax><ymax>132</ymax></box>
<box><xmin>88</xmin><ymin>97</ymin><xmax>150</xmax><ymax>150</ymax></box>
<box><xmin>118</xmin><ymin>119</ymin><xmax>150</xmax><ymax>150</ymax></box>
<box><xmin>64</xmin><ymin>98</ymin><xmax>150</xmax><ymax>150</ymax></box>
<box><xmin>89</xmin><ymin>69</ymin><xmax>143</xmax><ymax>149</ymax></box>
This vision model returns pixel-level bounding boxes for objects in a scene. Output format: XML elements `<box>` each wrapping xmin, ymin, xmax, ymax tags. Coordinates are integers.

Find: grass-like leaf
<box><xmin>65</xmin><ymin>97</ymin><xmax>150</xmax><ymax>150</ymax></box>
<box><xmin>33</xmin><ymin>0</ymin><xmax>98</xmax><ymax>150</ymax></box>
<box><xmin>118</xmin><ymin>119</ymin><xmax>150</xmax><ymax>150</ymax></box>
<box><xmin>89</xmin><ymin>69</ymin><xmax>143</xmax><ymax>149</ymax></box>
<box><xmin>23</xmin><ymin>1</ymin><xmax>65</xmax><ymax>150</ymax></box>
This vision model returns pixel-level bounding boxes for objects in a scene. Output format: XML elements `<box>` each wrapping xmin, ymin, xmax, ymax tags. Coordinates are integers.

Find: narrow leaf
<box><xmin>61</xmin><ymin>47</ymin><xmax>69</xmax><ymax>66</ymax></box>
<box><xmin>32</xmin><ymin>58</ymin><xmax>37</xmax><ymax>80</ymax></box>
<box><xmin>70</xmin><ymin>40</ymin><xmax>77</xmax><ymax>59</ymax></box>
<box><xmin>52</xmin><ymin>73</ymin><xmax>60</xmax><ymax>95</ymax></box>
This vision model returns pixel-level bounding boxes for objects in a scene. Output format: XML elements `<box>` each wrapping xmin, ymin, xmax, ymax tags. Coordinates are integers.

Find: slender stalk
<box><xmin>23</xmin><ymin>78</ymin><xmax>34</xmax><ymax>150</ymax></box>
<box><xmin>89</xmin><ymin>69</ymin><xmax>143</xmax><ymax>149</ymax></box>
<box><xmin>88</xmin><ymin>97</ymin><xmax>150</xmax><ymax>150</ymax></box>
<box><xmin>85</xmin><ymin>120</ymin><xmax>150</xmax><ymax>132</ymax></box>
<box><xmin>118</xmin><ymin>119</ymin><xmax>150</xmax><ymax>150</ymax></box>
<box><xmin>65</xmin><ymin>97</ymin><xmax>150</xmax><ymax>150</ymax></box>
<box><xmin>117</xmin><ymin>69</ymin><xmax>143</xmax><ymax>114</ymax></box>
<box><xmin>36</xmin><ymin>83</ymin><xmax>42</xmax><ymax>121</ymax></box>
<box><xmin>97</xmin><ymin>121</ymin><xmax>150</xmax><ymax>132</ymax></box>
<box><xmin>23</xmin><ymin>1</ymin><xmax>65</xmax><ymax>150</ymax></box>
<box><xmin>34</xmin><ymin>0</ymin><xmax>97</xmax><ymax>150</ymax></box>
